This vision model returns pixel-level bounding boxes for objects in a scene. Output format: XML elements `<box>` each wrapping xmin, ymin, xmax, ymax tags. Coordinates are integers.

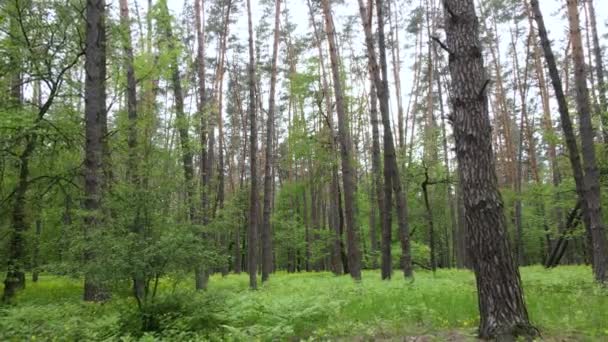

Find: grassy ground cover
<box><xmin>0</xmin><ymin>266</ymin><xmax>606</xmax><ymax>340</ymax></box>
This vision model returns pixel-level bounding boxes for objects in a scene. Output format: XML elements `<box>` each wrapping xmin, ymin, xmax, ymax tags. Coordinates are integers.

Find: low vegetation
<box><xmin>1</xmin><ymin>266</ymin><xmax>606</xmax><ymax>341</ymax></box>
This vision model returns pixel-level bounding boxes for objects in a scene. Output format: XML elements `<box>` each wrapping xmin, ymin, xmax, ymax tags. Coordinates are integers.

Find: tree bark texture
<box><xmin>443</xmin><ymin>0</ymin><xmax>536</xmax><ymax>338</ymax></box>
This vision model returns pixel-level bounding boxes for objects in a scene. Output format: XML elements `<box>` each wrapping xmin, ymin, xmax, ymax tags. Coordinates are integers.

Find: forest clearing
<box><xmin>2</xmin><ymin>0</ymin><xmax>608</xmax><ymax>340</ymax></box>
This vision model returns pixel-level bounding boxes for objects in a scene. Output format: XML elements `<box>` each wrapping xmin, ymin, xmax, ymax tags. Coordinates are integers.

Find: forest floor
<box><xmin>0</xmin><ymin>266</ymin><xmax>606</xmax><ymax>341</ymax></box>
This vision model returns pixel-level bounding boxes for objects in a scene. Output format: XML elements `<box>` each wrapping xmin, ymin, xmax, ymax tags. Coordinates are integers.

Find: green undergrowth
<box><xmin>0</xmin><ymin>266</ymin><xmax>606</xmax><ymax>341</ymax></box>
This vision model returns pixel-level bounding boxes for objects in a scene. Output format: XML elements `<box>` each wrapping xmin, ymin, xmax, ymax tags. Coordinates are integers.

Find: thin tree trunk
<box><xmin>388</xmin><ymin>0</ymin><xmax>404</xmax><ymax>148</ymax></box>
<box><xmin>358</xmin><ymin>0</ymin><xmax>413</xmax><ymax>278</ymax></box>
<box><xmin>119</xmin><ymin>0</ymin><xmax>145</xmax><ymax>300</ymax></box>
<box><xmin>306</xmin><ymin>0</ymin><xmax>342</xmax><ymax>275</ymax></box>
<box><xmin>246</xmin><ymin>0</ymin><xmax>259</xmax><ymax>289</ymax></box>
<box><xmin>530</xmin><ymin>0</ymin><xmax>599</xmax><ymax>271</ymax></box>
<box><xmin>31</xmin><ymin>220</ymin><xmax>42</xmax><ymax>282</ymax></box>
<box><xmin>321</xmin><ymin>0</ymin><xmax>362</xmax><ymax>280</ymax></box>
<box><xmin>368</xmin><ymin>72</ymin><xmax>385</xmax><ymax>272</ymax></box>
<box><xmin>421</xmin><ymin>167</ymin><xmax>436</xmax><ymax>273</ymax></box>
<box><xmin>433</xmin><ymin>42</ymin><xmax>457</xmax><ymax>268</ymax></box>
<box><xmin>213</xmin><ymin>0</ymin><xmax>232</xmax><ymax>217</ymax></box>
<box><xmin>565</xmin><ymin>0</ymin><xmax>608</xmax><ymax>283</ymax></box>
<box><xmin>261</xmin><ymin>0</ymin><xmax>281</xmax><ymax>283</ymax></box>
<box><xmin>161</xmin><ymin>1</ymin><xmax>195</xmax><ymax>224</ymax></box>
<box><xmin>194</xmin><ymin>0</ymin><xmax>210</xmax><ymax>290</ymax></box>
<box><xmin>586</xmin><ymin>0</ymin><xmax>608</xmax><ymax>143</ymax></box>
<box><xmin>511</xmin><ymin>26</ymin><xmax>533</xmax><ymax>267</ymax></box>
<box><xmin>526</xmin><ymin>2</ymin><xmax>563</xmax><ymax>260</ymax></box>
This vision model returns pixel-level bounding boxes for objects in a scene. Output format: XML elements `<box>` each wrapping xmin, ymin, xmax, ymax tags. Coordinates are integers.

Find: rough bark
<box><xmin>443</xmin><ymin>0</ymin><xmax>537</xmax><ymax>338</ymax></box>
<box><xmin>83</xmin><ymin>0</ymin><xmax>109</xmax><ymax>302</ymax></box>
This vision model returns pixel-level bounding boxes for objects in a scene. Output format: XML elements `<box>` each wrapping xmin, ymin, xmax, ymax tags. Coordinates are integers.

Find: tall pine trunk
<box><xmin>368</xmin><ymin>73</ymin><xmax>385</xmax><ymax>271</ymax></box>
<box><xmin>442</xmin><ymin>0</ymin><xmax>536</xmax><ymax>338</ymax></box>
<box><xmin>530</xmin><ymin>0</ymin><xmax>605</xmax><ymax>278</ymax></box>
<box><xmin>358</xmin><ymin>0</ymin><xmax>413</xmax><ymax>278</ymax></box>
<box><xmin>261</xmin><ymin>0</ymin><xmax>281</xmax><ymax>283</ymax></box>
<box><xmin>3</xmin><ymin>9</ymin><xmax>28</xmax><ymax>299</ymax></box>
<box><xmin>586</xmin><ymin>0</ymin><xmax>608</xmax><ymax>143</ymax></box>
<box><xmin>83</xmin><ymin>0</ymin><xmax>109</xmax><ymax>302</ymax></box>
<box><xmin>321</xmin><ymin>0</ymin><xmax>362</xmax><ymax>280</ymax></box>
<box><xmin>119</xmin><ymin>0</ymin><xmax>145</xmax><ymax>301</ymax></box>
<box><xmin>246</xmin><ymin>0</ymin><xmax>259</xmax><ymax>289</ymax></box>
<box><xmin>565</xmin><ymin>0</ymin><xmax>608</xmax><ymax>283</ymax></box>
<box><xmin>194</xmin><ymin>0</ymin><xmax>210</xmax><ymax>290</ymax></box>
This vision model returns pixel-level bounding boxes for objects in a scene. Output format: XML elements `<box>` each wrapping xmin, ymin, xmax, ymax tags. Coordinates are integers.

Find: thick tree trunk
<box><xmin>246</xmin><ymin>0</ymin><xmax>259</xmax><ymax>289</ymax></box>
<box><xmin>2</xmin><ymin>142</ymin><xmax>31</xmax><ymax>301</ymax></box>
<box><xmin>83</xmin><ymin>0</ymin><xmax>109</xmax><ymax>302</ymax></box>
<box><xmin>2</xmin><ymin>79</ymin><xmax>33</xmax><ymax>301</ymax></box>
<box><xmin>443</xmin><ymin>0</ymin><xmax>537</xmax><ymax>338</ymax></box>
<box><xmin>321</xmin><ymin>0</ymin><xmax>362</xmax><ymax>280</ymax></box>
<box><xmin>565</xmin><ymin>0</ymin><xmax>608</xmax><ymax>283</ymax></box>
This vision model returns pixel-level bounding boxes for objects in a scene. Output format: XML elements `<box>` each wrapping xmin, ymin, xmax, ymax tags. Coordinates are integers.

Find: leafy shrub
<box><xmin>118</xmin><ymin>291</ymin><xmax>228</xmax><ymax>338</ymax></box>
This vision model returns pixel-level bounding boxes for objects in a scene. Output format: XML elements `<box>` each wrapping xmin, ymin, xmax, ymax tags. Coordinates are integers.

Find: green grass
<box><xmin>1</xmin><ymin>266</ymin><xmax>607</xmax><ymax>340</ymax></box>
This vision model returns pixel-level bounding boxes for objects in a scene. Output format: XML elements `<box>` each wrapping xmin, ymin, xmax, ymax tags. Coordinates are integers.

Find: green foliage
<box><xmin>118</xmin><ymin>292</ymin><xmax>227</xmax><ymax>338</ymax></box>
<box><xmin>1</xmin><ymin>267</ymin><xmax>607</xmax><ymax>340</ymax></box>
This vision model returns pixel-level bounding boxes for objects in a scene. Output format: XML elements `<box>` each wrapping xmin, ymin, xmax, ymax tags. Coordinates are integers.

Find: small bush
<box><xmin>118</xmin><ymin>292</ymin><xmax>228</xmax><ymax>338</ymax></box>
